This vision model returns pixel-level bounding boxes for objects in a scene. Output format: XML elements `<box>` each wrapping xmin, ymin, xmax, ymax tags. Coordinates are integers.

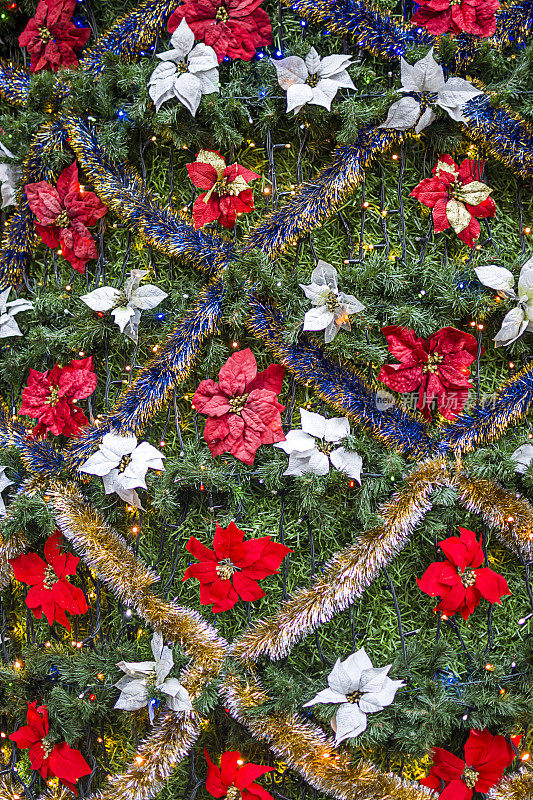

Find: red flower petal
<box><xmin>193</xmin><ymin>379</ymin><xmax>231</xmax><ymax>416</ymax></box>
<box><xmin>187</xmin><ymin>160</ymin><xmax>219</xmax><ymax>189</ymax></box>
<box><xmin>186</xmin><ymin>536</ymin><xmax>218</xmax><ymax>563</ymax></box>
<box><xmin>247</xmin><ymin>363</ymin><xmax>285</xmax><ymax>394</ymax></box>
<box><xmin>205</xmin><ymin>749</ymin><xmax>227</xmax><ymax>798</ymax></box>
<box><xmin>232</xmin><ymin>571</ymin><xmax>265</xmax><ymax>601</ymax></box>
<box><xmin>235</xmin><ymin>763</ymin><xmax>275</xmax><ymax>790</ymax></box>
<box><xmin>213</xmin><ymin>520</ymin><xmax>244</xmax><ymax>561</ymax></box>
<box><xmin>218</xmin><ymin>348</ymin><xmax>258</xmax><ymax>396</ymax></box>
<box><xmin>430</xmin><ymin>746</ymin><xmax>465</xmax><ymax>781</ymax></box>
<box><xmin>474</xmin><ymin>567</ymin><xmax>511</xmax><ymax>604</ymax></box>
<box><xmin>9</xmin><ymin>552</ymin><xmax>46</xmax><ymax>585</ymax></box>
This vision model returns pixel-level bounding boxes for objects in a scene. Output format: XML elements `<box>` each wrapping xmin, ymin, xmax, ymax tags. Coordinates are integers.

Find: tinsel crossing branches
<box><xmin>488</xmin><ymin>767</ymin><xmax>533</xmax><ymax>800</ymax></box>
<box><xmin>221</xmin><ymin>672</ymin><xmax>433</xmax><ymax>800</ymax></box>
<box><xmin>231</xmin><ymin>460</ymin><xmax>533</xmax><ymax>663</ymax></box>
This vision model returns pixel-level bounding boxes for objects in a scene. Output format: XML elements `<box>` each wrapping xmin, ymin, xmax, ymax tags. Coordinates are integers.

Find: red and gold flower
<box><xmin>184</xmin><ymin>521</ymin><xmax>292</xmax><ymax>612</ymax></box>
<box><xmin>10</xmin><ymin>702</ymin><xmax>91</xmax><ymax>794</ymax></box>
<box><xmin>410</xmin><ymin>156</ymin><xmax>495</xmax><ymax>249</ymax></box>
<box><xmin>412</xmin><ymin>0</ymin><xmax>499</xmax><ymax>38</ymax></box>
<box><xmin>18</xmin><ymin>0</ymin><xmax>91</xmax><ymax>73</ymax></box>
<box><xmin>167</xmin><ymin>0</ymin><xmax>272</xmax><ymax>63</ymax></box>
<box><xmin>378</xmin><ymin>325</ymin><xmax>479</xmax><ymax>420</ymax></box>
<box><xmin>9</xmin><ymin>532</ymin><xmax>89</xmax><ymax>630</ymax></box>
<box><xmin>417</xmin><ymin>527</ymin><xmax>510</xmax><ymax>620</ymax></box>
<box><xmin>26</xmin><ymin>161</ymin><xmax>107</xmax><ymax>273</ymax></box>
<box><xmin>19</xmin><ymin>356</ymin><xmax>97</xmax><ymax>438</ymax></box>
<box><xmin>187</xmin><ymin>150</ymin><xmax>260</xmax><ymax>229</ymax></box>
<box><xmin>193</xmin><ymin>348</ymin><xmax>285</xmax><ymax>464</ymax></box>
<box><xmin>420</xmin><ymin>729</ymin><xmax>517</xmax><ymax>800</ymax></box>
<box><xmin>205</xmin><ymin>749</ymin><xmax>275</xmax><ymax>800</ymax></box>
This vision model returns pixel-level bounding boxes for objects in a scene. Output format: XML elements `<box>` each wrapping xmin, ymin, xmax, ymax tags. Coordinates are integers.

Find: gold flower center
<box><xmin>306</xmin><ymin>74</ymin><xmax>320</xmax><ymax>88</ymax></box>
<box><xmin>113</xmin><ymin>291</ymin><xmax>129</xmax><ymax>308</ymax></box>
<box><xmin>215</xmin><ymin>5</ymin><xmax>229</xmax><ymax>21</ymax></box>
<box><xmin>316</xmin><ymin>441</ymin><xmax>334</xmax><ymax>456</ymax></box>
<box><xmin>325</xmin><ymin>291</ymin><xmax>339</xmax><ymax>313</ymax></box>
<box><xmin>38</xmin><ymin>26</ymin><xmax>53</xmax><ymax>42</ymax></box>
<box><xmin>422</xmin><ymin>352</ymin><xmax>444</xmax><ymax>374</ymax></box>
<box><xmin>346</xmin><ymin>690</ymin><xmax>363</xmax><ymax>704</ymax></box>
<box><xmin>461</xmin><ymin>767</ymin><xmax>479</xmax><ymax>789</ymax></box>
<box><xmin>228</xmin><ymin>393</ymin><xmax>248</xmax><ymax>414</ymax></box>
<box><xmin>54</xmin><ymin>209</ymin><xmax>70</xmax><ymax>229</ymax></box>
<box><xmin>176</xmin><ymin>61</ymin><xmax>188</xmax><ymax>74</ymax></box>
<box><xmin>46</xmin><ymin>385</ymin><xmax>60</xmax><ymax>407</ymax></box>
<box><xmin>41</xmin><ymin>734</ymin><xmax>55</xmax><ymax>759</ymax></box>
<box><xmin>43</xmin><ymin>564</ymin><xmax>57</xmax><ymax>590</ymax></box>
<box><xmin>226</xmin><ymin>787</ymin><xmax>241</xmax><ymax>800</ymax></box>
<box><xmin>216</xmin><ymin>558</ymin><xmax>236</xmax><ymax>581</ymax></box>
<box><xmin>118</xmin><ymin>454</ymin><xmax>132</xmax><ymax>473</ymax></box>
<box><xmin>460</xmin><ymin>568</ymin><xmax>477</xmax><ymax>588</ymax></box>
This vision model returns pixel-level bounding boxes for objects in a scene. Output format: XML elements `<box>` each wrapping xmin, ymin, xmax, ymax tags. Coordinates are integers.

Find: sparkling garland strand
<box><xmin>0</xmin><ymin>59</ymin><xmax>30</xmax><ymax>107</ymax></box>
<box><xmin>489</xmin><ymin>768</ymin><xmax>533</xmax><ymax>800</ymax></box>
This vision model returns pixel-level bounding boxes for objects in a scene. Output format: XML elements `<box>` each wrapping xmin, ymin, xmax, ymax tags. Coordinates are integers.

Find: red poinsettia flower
<box><xmin>378</xmin><ymin>325</ymin><xmax>480</xmax><ymax>420</ymax></box>
<box><xmin>187</xmin><ymin>150</ymin><xmax>260</xmax><ymax>229</ymax></box>
<box><xmin>410</xmin><ymin>155</ymin><xmax>496</xmax><ymax>248</ymax></box>
<box><xmin>412</xmin><ymin>0</ymin><xmax>499</xmax><ymax>37</ymax></box>
<box><xmin>193</xmin><ymin>348</ymin><xmax>285</xmax><ymax>465</ymax></box>
<box><xmin>205</xmin><ymin>749</ymin><xmax>275</xmax><ymax>800</ymax></box>
<box><xmin>26</xmin><ymin>161</ymin><xmax>108</xmax><ymax>273</ymax></box>
<box><xmin>420</xmin><ymin>729</ymin><xmax>517</xmax><ymax>800</ymax></box>
<box><xmin>18</xmin><ymin>0</ymin><xmax>91</xmax><ymax>73</ymax></box>
<box><xmin>168</xmin><ymin>0</ymin><xmax>272</xmax><ymax>63</ymax></box>
<box><xmin>184</xmin><ymin>521</ymin><xmax>292</xmax><ymax>612</ymax></box>
<box><xmin>417</xmin><ymin>527</ymin><xmax>510</xmax><ymax>620</ymax></box>
<box><xmin>19</xmin><ymin>356</ymin><xmax>97</xmax><ymax>438</ymax></box>
<box><xmin>10</xmin><ymin>701</ymin><xmax>91</xmax><ymax>794</ymax></box>
<box><xmin>9</xmin><ymin>532</ymin><xmax>88</xmax><ymax>630</ymax></box>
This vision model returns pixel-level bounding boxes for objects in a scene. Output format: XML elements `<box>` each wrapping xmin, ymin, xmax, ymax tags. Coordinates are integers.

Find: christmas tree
<box><xmin>0</xmin><ymin>0</ymin><xmax>533</xmax><ymax>798</ymax></box>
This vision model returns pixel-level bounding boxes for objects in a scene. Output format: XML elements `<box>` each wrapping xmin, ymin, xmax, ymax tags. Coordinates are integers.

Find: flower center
<box><xmin>216</xmin><ymin>558</ymin><xmax>236</xmax><ymax>580</ymax></box>
<box><xmin>316</xmin><ymin>440</ymin><xmax>334</xmax><ymax>456</ymax></box>
<box><xmin>176</xmin><ymin>60</ymin><xmax>188</xmax><ymax>75</ymax></box>
<box><xmin>306</xmin><ymin>73</ymin><xmax>320</xmax><ymax>88</ymax></box>
<box><xmin>325</xmin><ymin>290</ymin><xmax>340</xmax><ymax>313</ymax></box>
<box><xmin>118</xmin><ymin>454</ymin><xmax>132</xmax><ymax>473</ymax></box>
<box><xmin>461</xmin><ymin>767</ymin><xmax>480</xmax><ymax>789</ymax></box>
<box><xmin>41</xmin><ymin>734</ymin><xmax>55</xmax><ymax>759</ymax></box>
<box><xmin>46</xmin><ymin>385</ymin><xmax>60</xmax><ymax>407</ymax></box>
<box><xmin>345</xmin><ymin>689</ymin><xmax>363</xmax><ymax>704</ymax></box>
<box><xmin>228</xmin><ymin>393</ymin><xmax>248</xmax><ymax>414</ymax></box>
<box><xmin>54</xmin><ymin>209</ymin><xmax>70</xmax><ymax>229</ymax></box>
<box><xmin>215</xmin><ymin>5</ymin><xmax>229</xmax><ymax>21</ymax></box>
<box><xmin>226</xmin><ymin>787</ymin><xmax>241</xmax><ymax>800</ymax></box>
<box><xmin>449</xmin><ymin>0</ymin><xmax>461</xmax><ymax>5</ymax></box>
<box><xmin>38</xmin><ymin>26</ymin><xmax>53</xmax><ymax>42</ymax></box>
<box><xmin>422</xmin><ymin>352</ymin><xmax>444</xmax><ymax>374</ymax></box>
<box><xmin>450</xmin><ymin>180</ymin><xmax>464</xmax><ymax>199</ymax></box>
<box><xmin>42</xmin><ymin>564</ymin><xmax>57</xmax><ymax>590</ymax></box>
<box><xmin>459</xmin><ymin>567</ymin><xmax>477</xmax><ymax>588</ymax></box>
<box><xmin>114</xmin><ymin>291</ymin><xmax>130</xmax><ymax>308</ymax></box>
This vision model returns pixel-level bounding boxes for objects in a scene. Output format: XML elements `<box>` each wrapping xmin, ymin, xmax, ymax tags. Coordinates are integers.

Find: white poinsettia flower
<box><xmin>273</xmin><ymin>47</ymin><xmax>355</xmax><ymax>115</ymax></box>
<box><xmin>274</xmin><ymin>408</ymin><xmax>362</xmax><ymax>482</ymax></box>
<box><xmin>0</xmin><ymin>467</ymin><xmax>13</xmax><ymax>517</ymax></box>
<box><xmin>148</xmin><ymin>19</ymin><xmax>219</xmax><ymax>114</ymax></box>
<box><xmin>114</xmin><ymin>631</ymin><xmax>193</xmax><ymax>723</ymax></box>
<box><xmin>79</xmin><ymin>433</ymin><xmax>165</xmax><ymax>509</ymax></box>
<box><xmin>475</xmin><ymin>257</ymin><xmax>533</xmax><ymax>346</ymax></box>
<box><xmin>0</xmin><ymin>140</ymin><xmax>21</xmax><ymax>208</ymax></box>
<box><xmin>80</xmin><ymin>269</ymin><xmax>167</xmax><ymax>343</ymax></box>
<box><xmin>380</xmin><ymin>48</ymin><xmax>482</xmax><ymax>134</ymax></box>
<box><xmin>0</xmin><ymin>288</ymin><xmax>33</xmax><ymax>339</ymax></box>
<box><xmin>303</xmin><ymin>648</ymin><xmax>404</xmax><ymax>745</ymax></box>
<box><xmin>299</xmin><ymin>260</ymin><xmax>364</xmax><ymax>343</ymax></box>
<box><xmin>511</xmin><ymin>443</ymin><xmax>533</xmax><ymax>474</ymax></box>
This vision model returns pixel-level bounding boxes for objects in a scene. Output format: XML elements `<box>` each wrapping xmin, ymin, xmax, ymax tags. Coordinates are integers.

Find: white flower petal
<box><xmin>311</xmin><ymin>261</ymin><xmax>338</xmax><ymax>290</ymax></box>
<box><xmin>174</xmin><ymin>72</ymin><xmax>203</xmax><ymax>115</ymax></box>
<box><xmin>112</xmin><ymin>304</ymin><xmax>136</xmax><ymax>333</ymax></box>
<box><xmin>359</xmin><ymin>665</ymin><xmax>391</xmax><ymax>694</ymax></box>
<box><xmin>323</xmin><ymin>416</ymin><xmax>350</xmax><ymax>443</ymax></box>
<box><xmin>283</xmin><ymin>449</ymin><xmax>330</xmax><ymax>477</ymax></box>
<box><xmin>438</xmin><ymin>77</ymin><xmax>482</xmax><ymax>120</ymax></box>
<box><xmin>130</xmin><ymin>441</ymin><xmax>166</xmax><ymax>469</ymax></box>
<box><xmin>80</xmin><ymin>286</ymin><xmax>120</xmax><ymax>312</ymax></box>
<box><xmin>169</xmin><ymin>18</ymin><xmax>195</xmax><ymax>57</ymax></box>
<box><xmin>309</xmin><ymin>78</ymin><xmax>340</xmax><ymax>111</ymax></box>
<box><xmin>414</xmin><ymin>106</ymin><xmax>436</xmax><ymax>133</ymax></box>
<box><xmin>302</xmin><ymin>687</ymin><xmax>347</xmax><ymax>706</ymax></box>
<box><xmin>149</xmin><ymin>73</ymin><xmax>178</xmax><ymax>112</ymax></box>
<box><xmin>0</xmin><ymin>317</ymin><xmax>22</xmax><ymax>338</ymax></box>
<box><xmin>273</xmin><ymin>56</ymin><xmax>308</xmax><ymax>90</ymax></box>
<box><xmin>195</xmin><ymin>67</ymin><xmax>220</xmax><ymax>95</ymax></box>
<box><xmin>410</xmin><ymin>48</ymin><xmax>445</xmax><ymax>92</ymax></box>
<box><xmin>274</xmin><ymin>429</ymin><xmax>317</xmax><ymax>454</ymax></box>
<box><xmin>359</xmin><ymin>677</ymin><xmax>404</xmax><ymax>712</ymax></box>
<box><xmin>493</xmin><ymin>306</ymin><xmax>529</xmax><ymax>347</ymax></box>
<box><xmin>299</xmin><ymin>282</ymin><xmax>329</xmax><ymax>305</ymax></box>
<box><xmin>333</xmin><ymin>703</ymin><xmax>368</xmax><ymax>744</ymax></box>
<box><xmin>318</xmin><ymin>54</ymin><xmax>353</xmax><ymax>78</ymax></box>
<box><xmin>286</xmin><ymin>83</ymin><xmax>314</xmax><ymax>114</ymax></box>
<box><xmin>475</xmin><ymin>265</ymin><xmax>515</xmax><ymax>295</ymax></box>
<box><xmin>6</xmin><ymin>298</ymin><xmax>34</xmax><ymax>315</ymax></box>
<box><xmin>124</xmin><ymin>270</ymin><xmax>148</xmax><ymax>298</ymax></box>
<box><xmin>330</xmin><ymin>446</ymin><xmax>362</xmax><ymax>481</ymax></box>
<box><xmin>305</xmin><ymin>47</ymin><xmax>321</xmax><ymax>75</ymax></box>
<box><xmin>188</xmin><ymin>42</ymin><xmax>219</xmax><ymax>73</ymax></box>
<box><xmin>338</xmin><ymin>292</ymin><xmax>365</xmax><ymax>314</ymax></box>
<box><xmin>299</xmin><ymin>408</ymin><xmax>327</xmax><ymax>439</ymax></box>
<box><xmin>161</xmin><ymin>678</ymin><xmax>194</xmax><ymax>711</ymax></box>
<box><xmin>380</xmin><ymin>97</ymin><xmax>421</xmax><ymax>131</ymax></box>
<box><xmin>303</xmin><ymin>306</ymin><xmax>334</xmax><ymax>332</ymax></box>
<box><xmin>130</xmin><ymin>285</ymin><xmax>168</xmax><ymax>311</ymax></box>
<box><xmin>324</xmin><ymin>319</ymin><xmax>339</xmax><ymax>343</ymax></box>
<box><xmin>511</xmin><ymin>443</ymin><xmax>533</xmax><ymax>474</ymax></box>
<box><xmin>331</xmin><ymin>69</ymin><xmax>356</xmax><ymax>90</ymax></box>
<box><xmin>518</xmin><ymin>260</ymin><xmax>533</xmax><ymax>301</ymax></box>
